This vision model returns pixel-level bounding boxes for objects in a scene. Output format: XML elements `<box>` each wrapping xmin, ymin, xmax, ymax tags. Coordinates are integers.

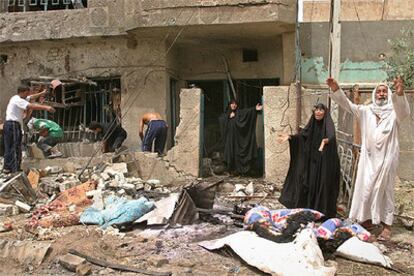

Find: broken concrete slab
<box><xmin>127</xmin><ymin>152</ymin><xmax>183</xmax><ymax>185</ymax></box>
<box><xmin>0</xmin><ymin>239</ymin><xmax>51</xmax><ymax>267</ymax></box>
<box><xmin>59</xmin><ymin>253</ymin><xmax>87</xmax><ymax>272</ymax></box>
<box><xmin>27</xmin><ymin>143</ymin><xmax>46</xmax><ymax>159</ymax></box>
<box><xmin>0</xmin><ymin>203</ymin><xmax>14</xmax><ymax>216</ymax></box>
<box><xmin>15</xmin><ymin>200</ymin><xmax>31</xmax><ymax>212</ymax></box>
<box><xmin>44</xmin><ymin>166</ymin><xmax>63</xmax><ymax>175</ymax></box>
<box><xmin>0</xmin><ymin>173</ymin><xmax>37</xmax><ymax>205</ymax></box>
<box><xmin>76</xmin><ymin>263</ymin><xmax>92</xmax><ymax>276</ymax></box>
<box><xmin>104</xmin><ymin>163</ymin><xmax>128</xmax><ymax>175</ymax></box>
<box><xmin>0</xmin><ymin>222</ymin><xmax>13</xmax><ymax>233</ymax></box>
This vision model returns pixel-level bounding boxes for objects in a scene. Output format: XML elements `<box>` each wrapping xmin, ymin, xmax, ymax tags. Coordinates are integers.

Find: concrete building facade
<box><xmin>0</xmin><ymin>0</ymin><xmax>296</xmax><ymax>147</ymax></box>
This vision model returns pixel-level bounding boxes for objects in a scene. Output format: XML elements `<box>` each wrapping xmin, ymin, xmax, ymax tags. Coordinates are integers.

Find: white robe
<box><xmin>330</xmin><ymin>87</ymin><xmax>410</xmax><ymax>225</ymax></box>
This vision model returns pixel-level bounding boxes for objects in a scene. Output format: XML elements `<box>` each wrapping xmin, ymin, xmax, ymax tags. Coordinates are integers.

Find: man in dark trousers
<box><xmin>3</xmin><ymin>85</ymin><xmax>55</xmax><ymax>173</ymax></box>
<box><xmin>89</xmin><ymin>120</ymin><xmax>127</xmax><ymax>153</ymax></box>
<box><xmin>139</xmin><ymin>112</ymin><xmax>168</xmax><ymax>155</ymax></box>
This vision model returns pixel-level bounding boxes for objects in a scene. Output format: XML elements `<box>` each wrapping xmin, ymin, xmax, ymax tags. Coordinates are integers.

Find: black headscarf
<box><xmin>279</xmin><ymin>103</ymin><xmax>340</xmax><ymax>218</ymax></box>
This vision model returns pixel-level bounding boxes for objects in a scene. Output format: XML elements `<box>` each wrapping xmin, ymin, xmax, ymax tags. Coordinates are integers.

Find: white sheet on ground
<box><xmin>135</xmin><ymin>193</ymin><xmax>180</xmax><ymax>225</ymax></box>
<box><xmin>199</xmin><ymin>229</ymin><xmax>336</xmax><ymax>276</ymax></box>
<box><xmin>335</xmin><ymin>237</ymin><xmax>393</xmax><ymax>268</ymax></box>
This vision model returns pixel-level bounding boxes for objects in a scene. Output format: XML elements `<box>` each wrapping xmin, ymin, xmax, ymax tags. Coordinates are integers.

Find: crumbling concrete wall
<box><xmin>0</xmin><ymin>35</ymin><xmax>169</xmax><ymax>150</ymax></box>
<box><xmin>0</xmin><ymin>0</ymin><xmax>128</xmax><ymax>43</ymax></box>
<box><xmin>125</xmin><ymin>0</ymin><xmax>296</xmax><ymax>30</ymax></box>
<box><xmin>165</xmin><ymin>88</ymin><xmax>202</xmax><ymax>177</ymax></box>
<box><xmin>263</xmin><ymin>85</ymin><xmax>296</xmax><ymax>183</ymax></box>
<box><xmin>125</xmin><ymin>152</ymin><xmax>186</xmax><ymax>185</ymax></box>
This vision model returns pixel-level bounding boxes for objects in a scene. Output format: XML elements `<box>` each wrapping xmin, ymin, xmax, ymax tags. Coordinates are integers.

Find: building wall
<box><xmin>0</xmin><ymin>35</ymin><xmax>170</xmax><ymax>150</ymax></box>
<box><xmin>303</xmin><ymin>0</ymin><xmax>414</xmax><ymax>22</ymax></box>
<box><xmin>176</xmin><ymin>37</ymin><xmax>284</xmax><ymax>81</ymax></box>
<box><xmin>300</xmin><ymin>20</ymin><xmax>414</xmax><ymax>84</ymax></box>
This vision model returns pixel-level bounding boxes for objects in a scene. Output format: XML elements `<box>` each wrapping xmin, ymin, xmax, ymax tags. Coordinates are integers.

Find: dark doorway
<box><xmin>190</xmin><ymin>78</ymin><xmax>279</xmax><ymax>177</ymax></box>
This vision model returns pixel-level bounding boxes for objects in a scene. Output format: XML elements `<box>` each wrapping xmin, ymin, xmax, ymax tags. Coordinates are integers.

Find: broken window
<box><xmin>3</xmin><ymin>0</ymin><xmax>87</xmax><ymax>13</ymax></box>
<box><xmin>25</xmin><ymin>76</ymin><xmax>120</xmax><ymax>143</ymax></box>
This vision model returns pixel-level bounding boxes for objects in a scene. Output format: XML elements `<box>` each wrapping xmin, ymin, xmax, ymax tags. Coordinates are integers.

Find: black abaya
<box><xmin>220</xmin><ymin>107</ymin><xmax>258</xmax><ymax>174</ymax></box>
<box><xmin>278</xmin><ymin>110</ymin><xmax>340</xmax><ymax>218</ymax></box>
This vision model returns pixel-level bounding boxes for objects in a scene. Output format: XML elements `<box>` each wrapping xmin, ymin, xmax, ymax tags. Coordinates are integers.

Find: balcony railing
<box><xmin>1</xmin><ymin>0</ymin><xmax>87</xmax><ymax>13</ymax></box>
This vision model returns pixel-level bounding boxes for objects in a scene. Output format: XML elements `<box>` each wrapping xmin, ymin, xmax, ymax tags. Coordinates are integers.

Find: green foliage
<box><xmin>386</xmin><ymin>29</ymin><xmax>414</xmax><ymax>88</ymax></box>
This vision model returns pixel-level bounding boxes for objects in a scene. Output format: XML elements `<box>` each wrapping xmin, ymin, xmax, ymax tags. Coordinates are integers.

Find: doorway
<box><xmin>190</xmin><ymin>78</ymin><xmax>279</xmax><ymax>176</ymax></box>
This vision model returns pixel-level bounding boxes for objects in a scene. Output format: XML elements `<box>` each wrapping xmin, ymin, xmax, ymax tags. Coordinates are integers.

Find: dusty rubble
<box><xmin>0</xmin><ymin>155</ymin><xmax>413</xmax><ymax>275</ymax></box>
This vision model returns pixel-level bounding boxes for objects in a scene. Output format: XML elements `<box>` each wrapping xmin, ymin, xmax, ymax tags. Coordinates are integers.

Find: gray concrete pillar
<box><xmin>166</xmin><ymin>88</ymin><xmax>202</xmax><ymax>177</ymax></box>
<box><xmin>263</xmin><ymin>86</ymin><xmax>297</xmax><ymax>183</ymax></box>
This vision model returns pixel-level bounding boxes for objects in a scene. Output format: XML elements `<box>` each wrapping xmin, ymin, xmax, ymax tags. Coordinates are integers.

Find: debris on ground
<box><xmin>200</xmin><ymin>229</ymin><xmax>337</xmax><ymax>275</ymax></box>
<box><xmin>0</xmin><ymin>155</ymin><xmax>413</xmax><ymax>275</ymax></box>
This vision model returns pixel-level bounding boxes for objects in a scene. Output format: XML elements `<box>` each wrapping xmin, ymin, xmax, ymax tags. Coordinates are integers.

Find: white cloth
<box><xmin>330</xmin><ymin>86</ymin><xmax>410</xmax><ymax>225</ymax></box>
<box><xmin>5</xmin><ymin>95</ymin><xmax>30</xmax><ymax>126</ymax></box>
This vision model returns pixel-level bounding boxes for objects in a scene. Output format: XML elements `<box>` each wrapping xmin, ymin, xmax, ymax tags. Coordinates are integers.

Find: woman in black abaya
<box><xmin>277</xmin><ymin>103</ymin><xmax>340</xmax><ymax>218</ymax></box>
<box><xmin>219</xmin><ymin>100</ymin><xmax>263</xmax><ymax>175</ymax></box>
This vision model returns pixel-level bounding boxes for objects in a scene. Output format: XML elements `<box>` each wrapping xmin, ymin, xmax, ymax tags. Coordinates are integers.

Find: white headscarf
<box><xmin>370</xmin><ymin>83</ymin><xmax>393</xmax><ymax>120</ymax></box>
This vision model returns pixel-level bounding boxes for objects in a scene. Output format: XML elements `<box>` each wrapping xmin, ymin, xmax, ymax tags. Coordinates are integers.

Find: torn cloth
<box><xmin>244</xmin><ymin>206</ymin><xmax>370</xmax><ymax>241</ymax></box>
<box><xmin>80</xmin><ymin>196</ymin><xmax>154</xmax><ymax>229</ymax></box>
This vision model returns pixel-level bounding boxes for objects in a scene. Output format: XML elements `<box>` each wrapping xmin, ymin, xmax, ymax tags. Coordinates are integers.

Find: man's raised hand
<box><xmin>256</xmin><ymin>103</ymin><xmax>263</xmax><ymax>111</ymax></box>
<box><xmin>326</xmin><ymin>77</ymin><xmax>340</xmax><ymax>92</ymax></box>
<box><xmin>393</xmin><ymin>76</ymin><xmax>404</xmax><ymax>96</ymax></box>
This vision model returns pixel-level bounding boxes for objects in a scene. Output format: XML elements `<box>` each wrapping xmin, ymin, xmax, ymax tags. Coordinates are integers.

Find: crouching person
<box><xmin>89</xmin><ymin>121</ymin><xmax>127</xmax><ymax>153</ymax></box>
<box><xmin>27</xmin><ymin>117</ymin><xmax>63</xmax><ymax>158</ymax></box>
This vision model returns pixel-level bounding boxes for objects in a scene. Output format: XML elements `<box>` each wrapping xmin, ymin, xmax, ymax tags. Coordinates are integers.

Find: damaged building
<box><xmin>0</xmin><ymin>1</ymin><xmax>414</xmax><ymax>275</ymax></box>
<box><xmin>0</xmin><ymin>0</ymin><xmax>297</xmax><ymax>180</ymax></box>
<box><xmin>0</xmin><ymin>0</ymin><xmax>413</xmax><ymax>182</ymax></box>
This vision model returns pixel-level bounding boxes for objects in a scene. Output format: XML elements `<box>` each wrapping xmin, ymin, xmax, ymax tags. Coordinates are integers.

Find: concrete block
<box><xmin>59</xmin><ymin>180</ymin><xmax>80</xmax><ymax>192</ymax></box>
<box><xmin>59</xmin><ymin>253</ymin><xmax>87</xmax><ymax>272</ymax></box>
<box><xmin>0</xmin><ymin>173</ymin><xmax>38</xmax><ymax>204</ymax></box>
<box><xmin>76</xmin><ymin>263</ymin><xmax>92</xmax><ymax>276</ymax></box>
<box><xmin>44</xmin><ymin>166</ymin><xmax>63</xmax><ymax>175</ymax></box>
<box><xmin>28</xmin><ymin>144</ymin><xmax>45</xmax><ymax>159</ymax></box>
<box><xmin>146</xmin><ymin>179</ymin><xmax>160</xmax><ymax>186</ymax></box>
<box><xmin>0</xmin><ymin>203</ymin><xmax>14</xmax><ymax>216</ymax></box>
<box><xmin>104</xmin><ymin>163</ymin><xmax>128</xmax><ymax>175</ymax></box>
<box><xmin>15</xmin><ymin>200</ymin><xmax>31</xmax><ymax>212</ymax></box>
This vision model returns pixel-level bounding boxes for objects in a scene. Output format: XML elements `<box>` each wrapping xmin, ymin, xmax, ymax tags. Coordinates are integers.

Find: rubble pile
<box><xmin>0</xmin><ymin>155</ymin><xmax>413</xmax><ymax>275</ymax></box>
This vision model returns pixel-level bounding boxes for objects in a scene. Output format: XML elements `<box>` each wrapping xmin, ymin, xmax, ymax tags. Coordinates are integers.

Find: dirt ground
<box><xmin>0</xmin><ymin>177</ymin><xmax>413</xmax><ymax>276</ymax></box>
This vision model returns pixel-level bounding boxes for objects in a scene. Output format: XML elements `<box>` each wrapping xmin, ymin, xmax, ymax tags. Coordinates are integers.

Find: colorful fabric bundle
<box><xmin>316</xmin><ymin>218</ymin><xmax>371</xmax><ymax>241</ymax></box>
<box><xmin>244</xmin><ymin>206</ymin><xmax>324</xmax><ymax>232</ymax></box>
